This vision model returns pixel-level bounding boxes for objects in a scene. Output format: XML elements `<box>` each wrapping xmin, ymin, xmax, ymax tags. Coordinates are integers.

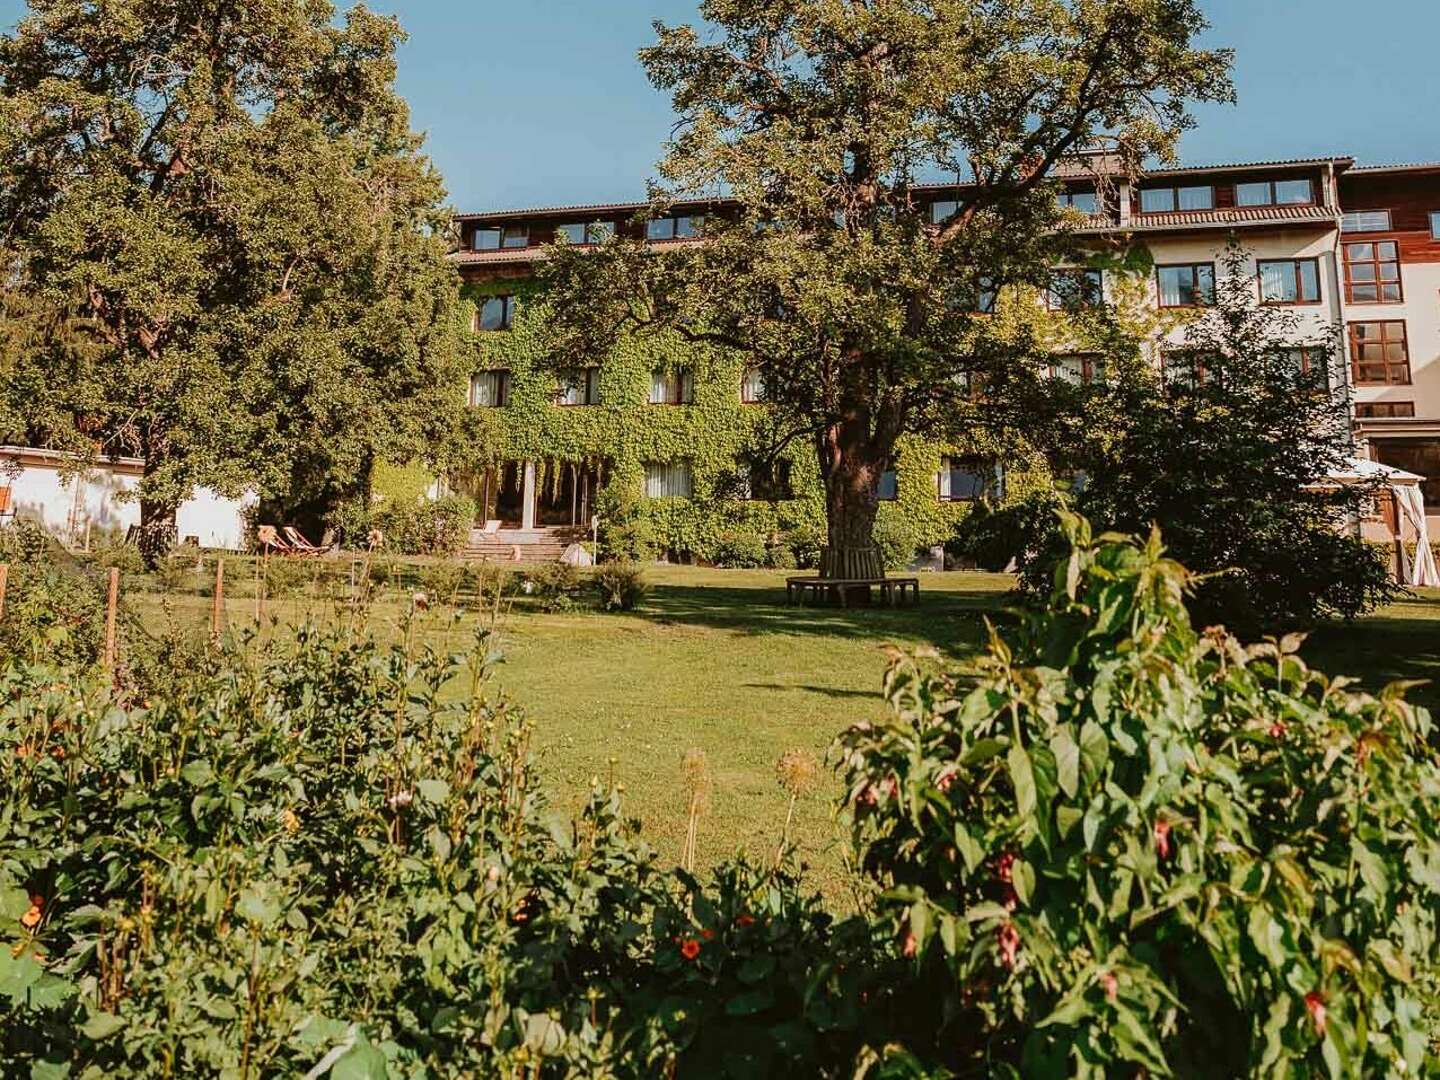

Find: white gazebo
<box><xmin>1329</xmin><ymin>457</ymin><xmax>1440</xmax><ymax>588</ymax></box>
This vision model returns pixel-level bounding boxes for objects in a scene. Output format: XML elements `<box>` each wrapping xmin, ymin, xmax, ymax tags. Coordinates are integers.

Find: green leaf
<box><xmin>0</xmin><ymin>950</ymin><xmax>43</xmax><ymax>1005</ymax></box>
<box><xmin>180</xmin><ymin>760</ymin><xmax>214</xmax><ymax>787</ymax></box>
<box><xmin>81</xmin><ymin>1011</ymin><xmax>126</xmax><ymax>1040</ymax></box>
<box><xmin>1011</xmin><ymin>859</ymin><xmax>1036</xmax><ymax>907</ymax></box>
<box><xmin>1079</xmin><ymin>720</ymin><xmax>1109</xmax><ymax>784</ymax></box>
<box><xmin>1009</xmin><ymin>743</ymin><xmax>1037</xmax><ymax>821</ymax></box>
<box><xmin>416</xmin><ymin>778</ymin><xmax>450</xmax><ymax>804</ymax></box>
<box><xmin>521</xmin><ymin>1012</ymin><xmax>566</xmax><ymax>1055</ymax></box>
<box><xmin>736</xmin><ymin>953</ymin><xmax>777</xmax><ymax>984</ymax></box>
<box><xmin>330</xmin><ymin>1034</ymin><xmax>390</xmax><ymax>1080</ymax></box>
<box><xmin>961</xmin><ymin>737</ymin><xmax>1008</xmax><ymax>766</ymax></box>
<box><xmin>725</xmin><ymin>988</ymin><xmax>776</xmax><ymax>1016</ymax></box>
<box><xmin>1051</xmin><ymin>725</ymin><xmax>1080</xmax><ymax>799</ymax></box>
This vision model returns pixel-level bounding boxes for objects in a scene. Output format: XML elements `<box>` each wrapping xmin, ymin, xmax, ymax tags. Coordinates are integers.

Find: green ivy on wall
<box><xmin>453</xmin><ymin>245</ymin><xmax>1183</xmax><ymax>568</ymax></box>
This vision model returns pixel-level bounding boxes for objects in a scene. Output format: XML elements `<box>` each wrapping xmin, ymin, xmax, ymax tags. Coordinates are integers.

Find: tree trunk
<box><xmin>138</xmin><ymin>496</ymin><xmax>177</xmax><ymax>569</ymax></box>
<box><xmin>818</xmin><ymin>441</ymin><xmax>885</xmax><ymax>583</ymax></box>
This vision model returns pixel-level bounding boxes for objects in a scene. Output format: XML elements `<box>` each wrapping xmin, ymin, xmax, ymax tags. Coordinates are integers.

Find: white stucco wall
<box><xmin>2</xmin><ymin>448</ymin><xmax>255</xmax><ymax>550</ymax></box>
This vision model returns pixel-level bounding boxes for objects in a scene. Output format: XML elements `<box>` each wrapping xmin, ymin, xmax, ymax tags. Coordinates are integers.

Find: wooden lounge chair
<box><xmin>283</xmin><ymin>526</ymin><xmax>331</xmax><ymax>555</ymax></box>
<box><xmin>255</xmin><ymin>525</ymin><xmax>294</xmax><ymax>555</ymax></box>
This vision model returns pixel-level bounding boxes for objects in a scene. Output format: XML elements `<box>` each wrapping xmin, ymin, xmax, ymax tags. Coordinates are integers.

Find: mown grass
<box><xmin>121</xmin><ymin>563</ymin><xmax>1440</xmax><ymax>895</ymax></box>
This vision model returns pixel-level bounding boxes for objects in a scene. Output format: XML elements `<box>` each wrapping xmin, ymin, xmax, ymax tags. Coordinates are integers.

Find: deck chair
<box><xmin>283</xmin><ymin>526</ymin><xmax>330</xmax><ymax>555</ymax></box>
<box><xmin>255</xmin><ymin>525</ymin><xmax>294</xmax><ymax>555</ymax></box>
<box><xmin>478</xmin><ymin>519</ymin><xmax>502</xmax><ymax>537</ymax></box>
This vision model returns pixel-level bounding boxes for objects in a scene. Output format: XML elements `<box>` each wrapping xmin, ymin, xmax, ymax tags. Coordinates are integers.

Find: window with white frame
<box><xmin>649</xmin><ymin>368</ymin><xmax>695</xmax><ymax>405</ymax></box>
<box><xmin>644</xmin><ymin>461</ymin><xmax>693</xmax><ymax>499</ymax></box>
<box><xmin>469</xmin><ymin>370</ymin><xmax>510</xmax><ymax>408</ymax></box>
<box><xmin>938</xmin><ymin>456</ymin><xmax>1001</xmax><ymax>502</ymax></box>
<box><xmin>1341</xmin><ymin>210</ymin><xmax>1392</xmax><ymax>233</ymax></box>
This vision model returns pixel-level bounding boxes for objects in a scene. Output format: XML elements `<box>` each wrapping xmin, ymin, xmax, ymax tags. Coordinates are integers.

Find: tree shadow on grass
<box><xmin>742</xmin><ymin>683</ymin><xmax>881</xmax><ymax>701</ymax></box>
<box><xmin>1305</xmin><ymin>597</ymin><xmax>1440</xmax><ymax>715</ymax></box>
<box><xmin>637</xmin><ymin>580</ymin><xmax>1020</xmax><ymax>654</ymax></box>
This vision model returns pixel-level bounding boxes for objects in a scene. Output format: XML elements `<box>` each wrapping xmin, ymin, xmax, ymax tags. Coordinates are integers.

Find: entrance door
<box><xmin>451</xmin><ymin>464</ymin><xmax>526</xmax><ymax>527</ymax></box>
<box><xmin>535</xmin><ymin>461</ymin><xmax>603</xmax><ymax>528</ymax></box>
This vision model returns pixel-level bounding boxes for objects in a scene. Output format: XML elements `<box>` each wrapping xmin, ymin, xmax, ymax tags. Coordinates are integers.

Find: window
<box><xmin>1341</xmin><ymin>210</ymin><xmax>1392</xmax><ymax>233</ymax></box>
<box><xmin>740</xmin><ymin>458</ymin><xmax>793</xmax><ymax>501</ymax></box>
<box><xmin>644</xmin><ymin>462</ymin><xmax>693</xmax><ymax>499</ymax></box>
<box><xmin>1373</xmin><ymin>440</ymin><xmax>1440</xmax><ymax>505</ymax></box>
<box><xmin>1235</xmin><ymin>178</ymin><xmax>1314</xmax><ymax>207</ymax></box>
<box><xmin>1349</xmin><ymin>321</ymin><xmax>1410</xmax><ymax>385</ymax></box>
<box><xmin>649</xmin><ymin>368</ymin><xmax>695</xmax><ymax>405</ymax></box>
<box><xmin>1258</xmin><ymin>259</ymin><xmax>1321</xmax><ymax>304</ymax></box>
<box><xmin>1059</xmin><ymin>190</ymin><xmax>1098</xmax><ymax>214</ymax></box>
<box><xmin>1162</xmin><ymin>349</ymin><xmax>1216</xmax><ymax>388</ymax></box>
<box><xmin>476</xmin><ymin>296</ymin><xmax>515</xmax><ymax>332</ymax></box>
<box><xmin>472</xmin><ymin>225</ymin><xmax>528</xmax><ymax>250</ymax></box>
<box><xmin>1431</xmin><ymin>211</ymin><xmax>1440</xmax><ymax>240</ymax></box>
<box><xmin>740</xmin><ymin>367</ymin><xmax>766</xmax><ymax>404</ymax></box>
<box><xmin>1046</xmin><ymin>268</ymin><xmax>1103</xmax><ymax>310</ymax></box>
<box><xmin>938</xmin><ymin>457</ymin><xmax>1001</xmax><ymax>502</ymax></box>
<box><xmin>1139</xmin><ymin>185</ymin><xmax>1213</xmax><ymax>213</ymax></box>
<box><xmin>469</xmin><ymin>370</ymin><xmax>510</xmax><ymax>408</ymax></box>
<box><xmin>1356</xmin><ymin>401</ymin><xmax>1416</xmax><ymax>419</ymax></box>
<box><xmin>877</xmin><ymin>469</ymin><xmax>899</xmax><ymax>501</ymax></box>
<box><xmin>556</xmin><ymin>222</ymin><xmax>616</xmax><ymax>245</ymax></box>
<box><xmin>1273</xmin><ymin>348</ymin><xmax>1324</xmax><ymax>375</ymax></box>
<box><xmin>930</xmin><ymin>199</ymin><xmax>959</xmax><ymax>224</ymax></box>
<box><xmin>1048</xmin><ymin>353</ymin><xmax>1106</xmax><ymax>385</ymax></box>
<box><xmin>555</xmin><ymin>368</ymin><xmax>599</xmax><ymax>406</ymax></box>
<box><xmin>1344</xmin><ymin>240</ymin><xmax>1402</xmax><ymax>303</ymax></box>
<box><xmin>647</xmin><ymin>215</ymin><xmax>704</xmax><ymax>241</ymax></box>
<box><xmin>1156</xmin><ymin>263</ymin><xmax>1215</xmax><ymax>308</ymax></box>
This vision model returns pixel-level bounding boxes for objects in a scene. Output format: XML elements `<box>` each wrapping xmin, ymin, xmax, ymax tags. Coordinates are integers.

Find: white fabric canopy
<box><xmin>1395</xmin><ymin>484</ymin><xmax>1440</xmax><ymax>588</ymax></box>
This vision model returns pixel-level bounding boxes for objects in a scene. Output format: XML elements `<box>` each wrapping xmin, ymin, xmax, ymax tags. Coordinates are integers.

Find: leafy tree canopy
<box><xmin>0</xmin><ymin>0</ymin><xmax>465</xmax><ymax>557</ymax></box>
<box><xmin>544</xmin><ymin>0</ymin><xmax>1232</xmax><ymax>579</ymax></box>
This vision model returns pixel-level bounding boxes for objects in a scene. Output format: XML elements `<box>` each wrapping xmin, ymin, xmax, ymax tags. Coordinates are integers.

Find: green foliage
<box><xmin>0</xmin><ymin>619</ymin><xmax>850</xmax><ymax>1078</ymax></box>
<box><xmin>521</xmin><ymin>561</ymin><xmax>583</xmax><ymax>613</ymax></box>
<box><xmin>542</xmin><ymin>0</ymin><xmax>1231</xmax><ymax>570</ymax></box>
<box><xmin>712</xmin><ymin>525</ymin><xmax>769</xmax><ymax>569</ymax></box>
<box><xmin>1005</xmin><ymin>242</ymin><xmax>1398</xmax><ymax>631</ymax></box>
<box><xmin>0</xmin><ymin>0</ymin><xmax>465</xmax><ymax>553</ymax></box>
<box><xmin>835</xmin><ymin>512</ymin><xmax>1440</xmax><ymax>1076</ymax></box>
<box><xmin>593</xmin><ymin>560</ymin><xmax>650</xmax><ymax>612</ymax></box>
<box><xmin>367</xmin><ymin>495</ymin><xmax>477</xmax><ymax>557</ymax></box>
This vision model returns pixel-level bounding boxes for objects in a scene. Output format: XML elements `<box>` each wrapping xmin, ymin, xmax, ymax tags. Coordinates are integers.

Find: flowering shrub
<box><xmin>836</xmin><ymin>512</ymin><xmax>1440</xmax><ymax>1076</ymax></box>
<box><xmin>0</xmin><ymin>618</ymin><xmax>848</xmax><ymax>1077</ymax></box>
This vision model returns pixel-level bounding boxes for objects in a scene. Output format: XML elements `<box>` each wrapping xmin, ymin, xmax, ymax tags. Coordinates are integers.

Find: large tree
<box><xmin>0</xmin><ymin>0</ymin><xmax>464</xmax><ymax>560</ymax></box>
<box><xmin>543</xmin><ymin>0</ymin><xmax>1231</xmax><ymax>580</ymax></box>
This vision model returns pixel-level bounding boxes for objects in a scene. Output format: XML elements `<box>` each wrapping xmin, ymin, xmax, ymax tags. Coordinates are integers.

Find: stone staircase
<box><xmin>463</xmin><ymin>526</ymin><xmax>587</xmax><ymax>564</ymax></box>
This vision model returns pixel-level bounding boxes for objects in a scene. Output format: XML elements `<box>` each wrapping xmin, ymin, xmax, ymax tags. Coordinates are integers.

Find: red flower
<box><xmin>901</xmin><ymin>928</ymin><xmax>918</xmax><ymax>958</ymax></box>
<box><xmin>1100</xmin><ymin>971</ymin><xmax>1118</xmax><ymax>1002</ymax></box>
<box><xmin>1305</xmin><ymin>992</ymin><xmax>1327</xmax><ymax>1037</ymax></box>
<box><xmin>679</xmin><ymin>938</ymin><xmax>701</xmax><ymax>961</ymax></box>
<box><xmin>735</xmin><ymin>914</ymin><xmax>756</xmax><ymax>928</ymax></box>
<box><xmin>1154</xmin><ymin>819</ymin><xmax>1172</xmax><ymax>860</ymax></box>
<box><xmin>995</xmin><ymin>852</ymin><xmax>1016</xmax><ymax>884</ymax></box>
<box><xmin>1269</xmin><ymin>721</ymin><xmax>1286</xmax><ymax>738</ymax></box>
<box><xmin>700</xmin><ymin>928</ymin><xmax>716</xmax><ymax>942</ymax></box>
<box><xmin>997</xmin><ymin>922</ymin><xmax>1021</xmax><ymax>969</ymax></box>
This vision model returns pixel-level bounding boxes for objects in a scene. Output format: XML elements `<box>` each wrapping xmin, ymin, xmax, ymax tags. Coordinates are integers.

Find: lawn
<box><xmin>121</xmin><ymin>561</ymin><xmax>1440</xmax><ymax>897</ymax></box>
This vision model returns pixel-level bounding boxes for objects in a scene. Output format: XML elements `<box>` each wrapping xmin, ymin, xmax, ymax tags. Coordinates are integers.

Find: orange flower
<box><xmin>1100</xmin><ymin>971</ymin><xmax>1118</xmax><ymax>1002</ymax></box>
<box><xmin>700</xmin><ymin>928</ymin><xmax>716</xmax><ymax>942</ymax></box>
<box><xmin>20</xmin><ymin>897</ymin><xmax>42</xmax><ymax>931</ymax></box>
<box><xmin>1305</xmin><ymin>992</ymin><xmax>1327</xmax><ymax>1037</ymax></box>
<box><xmin>1154</xmin><ymin>819</ymin><xmax>1172</xmax><ymax>860</ymax></box>
<box><xmin>735</xmin><ymin>914</ymin><xmax>756</xmax><ymax>928</ymax></box>
<box><xmin>679</xmin><ymin>938</ymin><xmax>701</xmax><ymax>960</ymax></box>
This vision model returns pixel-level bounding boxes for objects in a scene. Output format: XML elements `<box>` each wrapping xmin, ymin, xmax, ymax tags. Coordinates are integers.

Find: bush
<box><xmin>523</xmin><ymin>561</ymin><xmax>582</xmax><ymax>613</ymax></box>
<box><xmin>367</xmin><ymin>495</ymin><xmax>477</xmax><ymax>557</ymax></box>
<box><xmin>834</xmin><ymin>512</ymin><xmax>1440</xmax><ymax>1076</ymax></box>
<box><xmin>872</xmin><ymin>513</ymin><xmax>920</xmax><ymax>572</ymax></box>
<box><xmin>711</xmin><ymin>525</ymin><xmax>769</xmax><ymax>569</ymax></box>
<box><xmin>784</xmin><ymin>523</ymin><xmax>824</xmax><ymax>570</ymax></box>
<box><xmin>594</xmin><ymin>559</ymin><xmax>649</xmax><ymax>612</ymax></box>
<box><xmin>0</xmin><ymin>562</ymin><xmax>106</xmax><ymax>669</ymax></box>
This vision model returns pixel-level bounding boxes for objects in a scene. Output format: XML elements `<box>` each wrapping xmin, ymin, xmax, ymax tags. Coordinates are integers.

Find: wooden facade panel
<box><xmin>1341</xmin><ymin>173</ymin><xmax>1440</xmax><ymax>263</ymax></box>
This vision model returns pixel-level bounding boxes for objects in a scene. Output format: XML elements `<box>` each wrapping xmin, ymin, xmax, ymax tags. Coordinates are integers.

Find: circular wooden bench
<box><xmin>786</xmin><ymin>576</ymin><xmax>920</xmax><ymax>608</ymax></box>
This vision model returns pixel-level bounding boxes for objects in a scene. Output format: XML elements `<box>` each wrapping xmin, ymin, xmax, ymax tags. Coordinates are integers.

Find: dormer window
<box><xmin>556</xmin><ymin>222</ymin><xmax>616</xmax><ymax>245</ymax></box>
<box><xmin>647</xmin><ymin>215</ymin><xmax>704</xmax><ymax>241</ymax></box>
<box><xmin>930</xmin><ymin>199</ymin><xmax>959</xmax><ymax>224</ymax></box>
<box><xmin>472</xmin><ymin>225</ymin><xmax>529</xmax><ymax>251</ymax></box>
<box><xmin>1236</xmin><ymin>178</ymin><xmax>1314</xmax><ymax>207</ymax></box>
<box><xmin>1139</xmin><ymin>185</ymin><xmax>1213</xmax><ymax>213</ymax></box>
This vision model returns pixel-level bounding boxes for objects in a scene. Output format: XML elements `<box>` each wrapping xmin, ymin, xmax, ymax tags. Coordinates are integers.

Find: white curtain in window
<box><xmin>645</xmin><ymin>462</ymin><xmax>693</xmax><ymax>499</ymax></box>
<box><xmin>1178</xmin><ymin>187</ymin><xmax>1212</xmax><ymax>211</ymax></box>
<box><xmin>1157</xmin><ymin>271</ymin><xmax>1184</xmax><ymax>308</ymax></box>
<box><xmin>1260</xmin><ymin>261</ymin><xmax>1289</xmax><ymax>302</ymax></box>
<box><xmin>471</xmin><ymin>372</ymin><xmax>505</xmax><ymax>407</ymax></box>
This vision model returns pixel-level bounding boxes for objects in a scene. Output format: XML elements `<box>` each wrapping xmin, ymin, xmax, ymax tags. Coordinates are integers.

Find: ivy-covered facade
<box><xmin>451</xmin><ymin>155</ymin><xmax>1370</xmax><ymax>566</ymax></box>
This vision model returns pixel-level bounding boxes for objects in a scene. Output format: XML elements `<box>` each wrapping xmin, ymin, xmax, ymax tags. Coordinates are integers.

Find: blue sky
<box><xmin>2</xmin><ymin>1</ymin><xmax>1438</xmax><ymax>212</ymax></box>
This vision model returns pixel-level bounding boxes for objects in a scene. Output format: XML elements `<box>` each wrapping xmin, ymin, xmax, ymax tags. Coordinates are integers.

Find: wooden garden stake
<box><xmin>103</xmin><ymin>567</ymin><xmax>119</xmax><ymax>670</ymax></box>
<box><xmin>211</xmin><ymin>558</ymin><xmax>225</xmax><ymax>644</ymax></box>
